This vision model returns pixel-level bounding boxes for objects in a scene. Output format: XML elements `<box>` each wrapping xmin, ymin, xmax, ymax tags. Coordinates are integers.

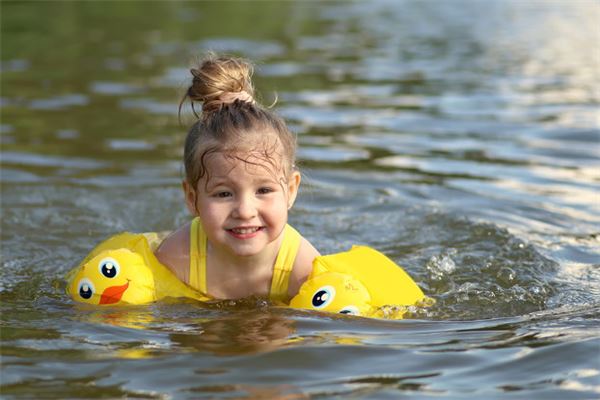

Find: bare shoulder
<box><xmin>288</xmin><ymin>237</ymin><xmax>320</xmax><ymax>298</ymax></box>
<box><xmin>154</xmin><ymin>223</ymin><xmax>191</xmax><ymax>283</ymax></box>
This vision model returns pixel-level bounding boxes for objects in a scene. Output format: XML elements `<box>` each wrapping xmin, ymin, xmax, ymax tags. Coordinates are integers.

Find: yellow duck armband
<box><xmin>289</xmin><ymin>246</ymin><xmax>433</xmax><ymax>319</ymax></box>
<box><xmin>66</xmin><ymin>232</ymin><xmax>209</xmax><ymax>305</ymax></box>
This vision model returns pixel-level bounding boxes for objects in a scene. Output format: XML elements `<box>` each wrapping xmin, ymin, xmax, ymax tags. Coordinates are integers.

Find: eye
<box><xmin>339</xmin><ymin>306</ymin><xmax>360</xmax><ymax>316</ymax></box>
<box><xmin>98</xmin><ymin>257</ymin><xmax>120</xmax><ymax>278</ymax></box>
<box><xmin>257</xmin><ymin>187</ymin><xmax>274</xmax><ymax>195</ymax></box>
<box><xmin>216</xmin><ymin>191</ymin><xmax>232</xmax><ymax>198</ymax></box>
<box><xmin>78</xmin><ymin>278</ymin><xmax>95</xmax><ymax>300</ymax></box>
<box><xmin>312</xmin><ymin>285</ymin><xmax>335</xmax><ymax>309</ymax></box>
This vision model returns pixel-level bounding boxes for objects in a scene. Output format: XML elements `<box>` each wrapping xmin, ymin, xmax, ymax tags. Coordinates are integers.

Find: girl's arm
<box><xmin>154</xmin><ymin>223</ymin><xmax>191</xmax><ymax>284</ymax></box>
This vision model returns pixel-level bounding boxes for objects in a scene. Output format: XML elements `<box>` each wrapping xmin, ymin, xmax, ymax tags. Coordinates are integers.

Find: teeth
<box><xmin>231</xmin><ymin>227</ymin><xmax>260</xmax><ymax>234</ymax></box>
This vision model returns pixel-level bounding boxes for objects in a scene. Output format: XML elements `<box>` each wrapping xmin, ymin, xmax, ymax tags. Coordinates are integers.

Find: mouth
<box><xmin>227</xmin><ymin>226</ymin><xmax>264</xmax><ymax>239</ymax></box>
<box><xmin>99</xmin><ymin>281</ymin><xmax>130</xmax><ymax>305</ymax></box>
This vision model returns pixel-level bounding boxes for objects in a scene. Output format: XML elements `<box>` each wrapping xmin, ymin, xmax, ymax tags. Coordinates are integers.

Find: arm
<box><xmin>154</xmin><ymin>223</ymin><xmax>191</xmax><ymax>284</ymax></box>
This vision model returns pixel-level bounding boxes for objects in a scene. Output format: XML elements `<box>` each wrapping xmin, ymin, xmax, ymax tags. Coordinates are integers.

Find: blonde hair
<box><xmin>181</xmin><ymin>54</ymin><xmax>296</xmax><ymax>189</ymax></box>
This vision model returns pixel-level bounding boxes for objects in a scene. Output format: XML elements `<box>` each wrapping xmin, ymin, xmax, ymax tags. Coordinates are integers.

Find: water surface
<box><xmin>1</xmin><ymin>1</ymin><xmax>599</xmax><ymax>398</ymax></box>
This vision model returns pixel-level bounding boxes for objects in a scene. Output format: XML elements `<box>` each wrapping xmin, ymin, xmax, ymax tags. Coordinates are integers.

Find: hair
<box><xmin>180</xmin><ymin>53</ymin><xmax>296</xmax><ymax>190</ymax></box>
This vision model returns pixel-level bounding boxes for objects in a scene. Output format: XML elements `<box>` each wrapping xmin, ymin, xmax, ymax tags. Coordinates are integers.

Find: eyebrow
<box><xmin>204</xmin><ymin>177</ymin><xmax>229</xmax><ymax>192</ymax></box>
<box><xmin>204</xmin><ymin>176</ymin><xmax>280</xmax><ymax>192</ymax></box>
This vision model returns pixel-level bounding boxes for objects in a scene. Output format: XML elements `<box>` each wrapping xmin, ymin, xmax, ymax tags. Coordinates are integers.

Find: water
<box><xmin>1</xmin><ymin>0</ymin><xmax>599</xmax><ymax>398</ymax></box>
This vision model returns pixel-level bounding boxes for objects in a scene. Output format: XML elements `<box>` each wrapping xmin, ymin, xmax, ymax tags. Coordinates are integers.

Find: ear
<box><xmin>286</xmin><ymin>170</ymin><xmax>301</xmax><ymax>209</ymax></box>
<box><xmin>182</xmin><ymin>180</ymin><xmax>198</xmax><ymax>215</ymax></box>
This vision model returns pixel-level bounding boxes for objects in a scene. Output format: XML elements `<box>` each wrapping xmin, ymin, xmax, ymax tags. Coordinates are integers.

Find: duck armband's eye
<box><xmin>99</xmin><ymin>257</ymin><xmax>120</xmax><ymax>278</ymax></box>
<box><xmin>312</xmin><ymin>286</ymin><xmax>336</xmax><ymax>309</ymax></box>
<box><xmin>339</xmin><ymin>305</ymin><xmax>360</xmax><ymax>316</ymax></box>
<box><xmin>78</xmin><ymin>278</ymin><xmax>95</xmax><ymax>300</ymax></box>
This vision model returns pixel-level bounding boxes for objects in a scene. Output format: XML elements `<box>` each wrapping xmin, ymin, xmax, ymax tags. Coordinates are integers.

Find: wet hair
<box><xmin>180</xmin><ymin>54</ymin><xmax>296</xmax><ymax>190</ymax></box>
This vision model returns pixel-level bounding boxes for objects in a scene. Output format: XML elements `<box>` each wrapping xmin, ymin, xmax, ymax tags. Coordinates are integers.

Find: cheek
<box><xmin>261</xmin><ymin>195</ymin><xmax>289</xmax><ymax>219</ymax></box>
<box><xmin>197</xmin><ymin>200</ymin><xmax>227</xmax><ymax>224</ymax></box>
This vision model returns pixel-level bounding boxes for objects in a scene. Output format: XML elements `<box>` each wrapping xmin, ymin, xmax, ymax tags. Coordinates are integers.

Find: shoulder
<box><xmin>287</xmin><ymin>236</ymin><xmax>320</xmax><ymax>298</ymax></box>
<box><xmin>154</xmin><ymin>222</ymin><xmax>191</xmax><ymax>283</ymax></box>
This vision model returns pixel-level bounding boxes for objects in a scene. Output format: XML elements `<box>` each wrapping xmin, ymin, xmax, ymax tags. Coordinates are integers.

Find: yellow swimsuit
<box><xmin>188</xmin><ymin>217</ymin><xmax>301</xmax><ymax>302</ymax></box>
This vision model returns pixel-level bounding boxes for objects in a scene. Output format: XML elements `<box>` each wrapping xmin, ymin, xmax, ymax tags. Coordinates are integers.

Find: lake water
<box><xmin>1</xmin><ymin>1</ymin><xmax>599</xmax><ymax>398</ymax></box>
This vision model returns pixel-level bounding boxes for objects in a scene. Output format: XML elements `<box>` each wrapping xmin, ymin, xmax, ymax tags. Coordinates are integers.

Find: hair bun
<box><xmin>216</xmin><ymin>90</ymin><xmax>255</xmax><ymax>106</ymax></box>
<box><xmin>186</xmin><ymin>54</ymin><xmax>256</xmax><ymax>115</ymax></box>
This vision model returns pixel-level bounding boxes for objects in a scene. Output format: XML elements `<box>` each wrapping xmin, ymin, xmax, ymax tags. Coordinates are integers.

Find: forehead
<box><xmin>203</xmin><ymin>150</ymin><xmax>285</xmax><ymax>180</ymax></box>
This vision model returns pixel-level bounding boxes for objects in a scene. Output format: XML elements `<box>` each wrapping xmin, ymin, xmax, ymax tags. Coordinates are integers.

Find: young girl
<box><xmin>155</xmin><ymin>54</ymin><xmax>320</xmax><ymax>303</ymax></box>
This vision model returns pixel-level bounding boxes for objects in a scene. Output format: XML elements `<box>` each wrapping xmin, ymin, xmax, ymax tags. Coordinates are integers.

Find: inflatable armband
<box><xmin>289</xmin><ymin>246</ymin><xmax>431</xmax><ymax>318</ymax></box>
<box><xmin>66</xmin><ymin>232</ymin><xmax>209</xmax><ymax>305</ymax></box>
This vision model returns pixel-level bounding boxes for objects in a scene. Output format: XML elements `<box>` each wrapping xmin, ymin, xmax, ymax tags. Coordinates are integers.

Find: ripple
<box><xmin>280</xmin><ymin>105</ymin><xmax>390</xmax><ymax>128</ymax></box>
<box><xmin>90</xmin><ymin>81</ymin><xmax>144</xmax><ymax>95</ymax></box>
<box><xmin>197</xmin><ymin>38</ymin><xmax>285</xmax><ymax>58</ymax></box>
<box><xmin>154</xmin><ymin>67</ymin><xmax>188</xmax><ymax>87</ymax></box>
<box><xmin>119</xmin><ymin>98</ymin><xmax>174</xmax><ymax>115</ymax></box>
<box><xmin>29</xmin><ymin>94</ymin><xmax>89</xmax><ymax>110</ymax></box>
<box><xmin>107</xmin><ymin>139</ymin><xmax>155</xmax><ymax>151</ymax></box>
<box><xmin>1</xmin><ymin>124</ymin><xmax>14</xmax><ymax>134</ymax></box>
<box><xmin>260</xmin><ymin>62</ymin><xmax>307</xmax><ymax>77</ymax></box>
<box><xmin>298</xmin><ymin>146</ymin><xmax>370</xmax><ymax>162</ymax></box>
<box><xmin>0</xmin><ymin>168</ymin><xmax>41</xmax><ymax>183</ymax></box>
<box><xmin>1</xmin><ymin>151</ymin><xmax>105</xmax><ymax>170</ymax></box>
<box><xmin>55</xmin><ymin>129</ymin><xmax>79</xmax><ymax>140</ymax></box>
<box><xmin>0</xmin><ymin>59</ymin><xmax>30</xmax><ymax>72</ymax></box>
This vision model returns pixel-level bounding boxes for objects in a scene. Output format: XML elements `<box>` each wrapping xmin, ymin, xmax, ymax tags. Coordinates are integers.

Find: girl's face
<box><xmin>184</xmin><ymin>151</ymin><xmax>300</xmax><ymax>259</ymax></box>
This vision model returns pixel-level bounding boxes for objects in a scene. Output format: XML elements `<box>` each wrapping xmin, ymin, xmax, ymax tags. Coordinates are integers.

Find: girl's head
<box><xmin>181</xmin><ymin>54</ymin><xmax>300</xmax><ymax>215</ymax></box>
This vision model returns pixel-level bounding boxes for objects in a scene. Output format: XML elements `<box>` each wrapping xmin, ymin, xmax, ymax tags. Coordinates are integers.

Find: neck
<box><xmin>208</xmin><ymin>236</ymin><xmax>282</xmax><ymax>272</ymax></box>
<box><xmin>205</xmin><ymin>234</ymin><xmax>284</xmax><ymax>299</ymax></box>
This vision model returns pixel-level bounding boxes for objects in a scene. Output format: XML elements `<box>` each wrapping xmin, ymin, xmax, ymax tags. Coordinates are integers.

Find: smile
<box><xmin>99</xmin><ymin>281</ymin><xmax>130</xmax><ymax>305</ymax></box>
<box><xmin>227</xmin><ymin>226</ymin><xmax>264</xmax><ymax>238</ymax></box>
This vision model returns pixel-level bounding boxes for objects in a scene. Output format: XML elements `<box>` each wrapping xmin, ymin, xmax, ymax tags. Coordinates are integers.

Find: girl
<box><xmin>155</xmin><ymin>54</ymin><xmax>320</xmax><ymax>303</ymax></box>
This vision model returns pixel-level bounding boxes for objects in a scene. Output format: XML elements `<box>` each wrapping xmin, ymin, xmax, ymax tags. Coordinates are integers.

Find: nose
<box><xmin>232</xmin><ymin>194</ymin><xmax>257</xmax><ymax>220</ymax></box>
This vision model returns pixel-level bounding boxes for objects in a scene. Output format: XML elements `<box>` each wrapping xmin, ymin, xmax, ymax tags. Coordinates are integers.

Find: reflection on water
<box><xmin>1</xmin><ymin>0</ymin><xmax>599</xmax><ymax>398</ymax></box>
<box><xmin>172</xmin><ymin>310</ymin><xmax>297</xmax><ymax>356</ymax></box>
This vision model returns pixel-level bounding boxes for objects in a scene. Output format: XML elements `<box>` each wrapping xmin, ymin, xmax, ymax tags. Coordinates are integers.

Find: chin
<box><xmin>232</xmin><ymin>245</ymin><xmax>265</xmax><ymax>257</ymax></box>
<box><xmin>227</xmin><ymin>240</ymin><xmax>272</xmax><ymax>258</ymax></box>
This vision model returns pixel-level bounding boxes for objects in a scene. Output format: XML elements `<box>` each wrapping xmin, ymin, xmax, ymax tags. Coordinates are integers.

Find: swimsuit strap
<box><xmin>189</xmin><ymin>218</ymin><xmax>300</xmax><ymax>302</ymax></box>
<box><xmin>269</xmin><ymin>224</ymin><xmax>302</xmax><ymax>303</ymax></box>
<box><xmin>189</xmin><ymin>217</ymin><xmax>207</xmax><ymax>294</ymax></box>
